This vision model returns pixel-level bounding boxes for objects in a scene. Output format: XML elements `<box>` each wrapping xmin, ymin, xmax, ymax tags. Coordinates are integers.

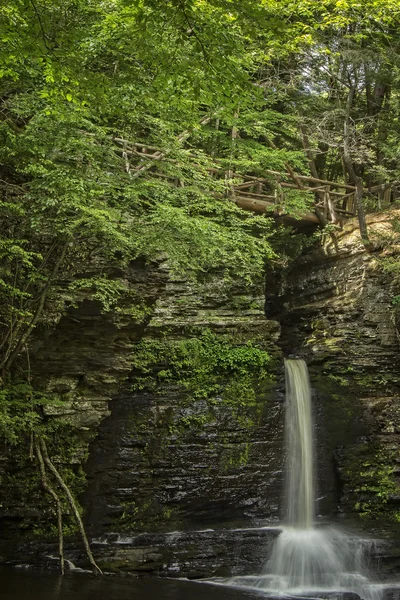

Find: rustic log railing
<box><xmin>112</xmin><ymin>136</ymin><xmax>394</xmax><ymax>228</ymax></box>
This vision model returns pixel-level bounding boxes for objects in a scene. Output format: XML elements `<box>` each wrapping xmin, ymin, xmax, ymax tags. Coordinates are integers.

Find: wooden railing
<box><xmin>112</xmin><ymin>137</ymin><xmax>394</xmax><ymax>227</ymax></box>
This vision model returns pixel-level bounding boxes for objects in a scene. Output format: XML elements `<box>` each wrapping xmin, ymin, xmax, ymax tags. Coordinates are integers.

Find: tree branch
<box><xmin>2</xmin><ymin>241</ymin><xmax>69</xmax><ymax>372</ymax></box>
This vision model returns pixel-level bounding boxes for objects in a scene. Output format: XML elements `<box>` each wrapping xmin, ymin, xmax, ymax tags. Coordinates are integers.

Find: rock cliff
<box><xmin>0</xmin><ymin>257</ymin><xmax>284</xmax><ymax>574</ymax></box>
<box><xmin>1</xmin><ymin>211</ymin><xmax>400</xmax><ymax>576</ymax></box>
<box><xmin>82</xmin><ymin>272</ymin><xmax>283</xmax><ymax>537</ymax></box>
<box><xmin>270</xmin><ymin>211</ymin><xmax>400</xmax><ymax>521</ymax></box>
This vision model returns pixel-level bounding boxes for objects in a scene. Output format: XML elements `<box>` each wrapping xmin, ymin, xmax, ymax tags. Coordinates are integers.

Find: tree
<box><xmin>2</xmin><ymin>0</ymin><xmax>400</xmax><ymax>561</ymax></box>
<box><xmin>270</xmin><ymin>0</ymin><xmax>400</xmax><ymax>239</ymax></box>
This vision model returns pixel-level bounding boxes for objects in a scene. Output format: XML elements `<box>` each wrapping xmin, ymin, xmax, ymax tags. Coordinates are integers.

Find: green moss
<box><xmin>161</xmin><ymin>506</ymin><xmax>176</xmax><ymax>521</ymax></box>
<box><xmin>312</xmin><ymin>362</ymin><xmax>400</xmax><ymax>522</ymax></box>
<box><xmin>131</xmin><ymin>328</ymin><xmax>275</xmax><ymax>405</ymax></box>
<box><xmin>224</xmin><ymin>296</ymin><xmax>263</xmax><ymax>311</ymax></box>
<box><xmin>178</xmin><ymin>414</ymin><xmax>212</xmax><ymax>429</ymax></box>
<box><xmin>117</xmin><ymin>496</ymin><xmax>179</xmax><ymax>531</ymax></box>
<box><xmin>110</xmin><ymin>327</ymin><xmax>278</xmax><ymax>530</ymax></box>
<box><xmin>343</xmin><ymin>443</ymin><xmax>400</xmax><ymax>521</ymax></box>
<box><xmin>221</xmin><ymin>442</ymin><xmax>251</xmax><ymax>470</ymax></box>
<box><xmin>128</xmin><ymin>329</ymin><xmax>274</xmax><ymax>468</ymax></box>
<box><xmin>326</xmin><ymin>374</ymin><xmax>350</xmax><ymax>387</ymax></box>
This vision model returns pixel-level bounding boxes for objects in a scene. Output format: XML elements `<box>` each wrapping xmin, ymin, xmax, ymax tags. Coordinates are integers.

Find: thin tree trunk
<box><xmin>343</xmin><ymin>85</ymin><xmax>369</xmax><ymax>241</ymax></box>
<box><xmin>34</xmin><ymin>435</ymin><xmax>65</xmax><ymax>575</ymax></box>
<box><xmin>40</xmin><ymin>439</ymin><xmax>103</xmax><ymax>576</ymax></box>
<box><xmin>354</xmin><ymin>180</ymin><xmax>369</xmax><ymax>241</ymax></box>
<box><xmin>299</xmin><ymin>125</ymin><xmax>329</xmax><ymax>228</ymax></box>
<box><xmin>2</xmin><ymin>241</ymin><xmax>69</xmax><ymax>371</ymax></box>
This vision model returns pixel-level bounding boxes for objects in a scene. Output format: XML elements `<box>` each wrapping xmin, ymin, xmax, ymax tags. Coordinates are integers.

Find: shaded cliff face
<box><xmin>82</xmin><ymin>274</ymin><xmax>284</xmax><ymax>535</ymax></box>
<box><xmin>3</xmin><ymin>211</ymin><xmax>400</xmax><ymax>575</ymax></box>
<box><xmin>0</xmin><ymin>256</ymin><xmax>284</xmax><ymax>557</ymax></box>
<box><xmin>0</xmin><ymin>258</ymin><xmax>169</xmax><ymax>540</ymax></box>
<box><xmin>270</xmin><ymin>212</ymin><xmax>400</xmax><ymax>521</ymax></box>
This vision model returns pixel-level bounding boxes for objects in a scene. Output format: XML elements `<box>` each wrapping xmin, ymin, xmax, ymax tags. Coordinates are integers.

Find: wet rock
<box><xmin>269</xmin><ymin>211</ymin><xmax>400</xmax><ymax>521</ymax></box>
<box><xmin>82</xmin><ymin>274</ymin><xmax>283</xmax><ymax>534</ymax></box>
<box><xmin>0</xmin><ymin>258</ymin><xmax>284</xmax><ymax>568</ymax></box>
<box><xmin>298</xmin><ymin>593</ymin><xmax>361</xmax><ymax>600</ymax></box>
<box><xmin>382</xmin><ymin>588</ymin><xmax>400</xmax><ymax>600</ymax></box>
<box><xmin>3</xmin><ymin>209</ymin><xmax>400</xmax><ymax>579</ymax></box>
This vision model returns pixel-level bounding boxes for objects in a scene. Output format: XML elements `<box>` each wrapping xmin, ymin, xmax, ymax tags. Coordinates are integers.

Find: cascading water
<box><xmin>284</xmin><ymin>359</ymin><xmax>314</xmax><ymax>529</ymax></box>
<box><xmin>214</xmin><ymin>358</ymin><xmax>386</xmax><ymax>600</ymax></box>
<box><xmin>263</xmin><ymin>359</ymin><xmax>378</xmax><ymax>597</ymax></box>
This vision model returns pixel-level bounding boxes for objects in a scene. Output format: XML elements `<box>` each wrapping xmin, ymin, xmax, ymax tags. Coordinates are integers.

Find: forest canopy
<box><xmin>1</xmin><ymin>0</ymin><xmax>400</xmax><ymax>372</ymax></box>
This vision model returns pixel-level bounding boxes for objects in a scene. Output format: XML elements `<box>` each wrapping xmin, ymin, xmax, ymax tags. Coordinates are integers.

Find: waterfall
<box><xmin>216</xmin><ymin>358</ymin><xmax>384</xmax><ymax>600</ymax></box>
<box><xmin>284</xmin><ymin>358</ymin><xmax>314</xmax><ymax>528</ymax></box>
<box><xmin>263</xmin><ymin>358</ymin><xmax>380</xmax><ymax>599</ymax></box>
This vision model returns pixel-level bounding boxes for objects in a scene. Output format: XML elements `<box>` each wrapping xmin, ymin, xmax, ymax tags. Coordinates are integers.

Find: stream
<box><xmin>0</xmin><ymin>566</ymin><xmax>259</xmax><ymax>600</ymax></box>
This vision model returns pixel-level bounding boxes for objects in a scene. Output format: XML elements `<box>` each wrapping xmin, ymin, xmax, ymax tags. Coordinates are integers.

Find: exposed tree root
<box><xmin>39</xmin><ymin>438</ymin><xmax>103</xmax><ymax>576</ymax></box>
<box><xmin>34</xmin><ymin>434</ymin><xmax>65</xmax><ymax>575</ymax></box>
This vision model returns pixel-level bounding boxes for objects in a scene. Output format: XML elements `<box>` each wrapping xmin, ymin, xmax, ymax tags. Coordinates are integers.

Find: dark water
<box><xmin>0</xmin><ymin>567</ymin><xmax>260</xmax><ymax>600</ymax></box>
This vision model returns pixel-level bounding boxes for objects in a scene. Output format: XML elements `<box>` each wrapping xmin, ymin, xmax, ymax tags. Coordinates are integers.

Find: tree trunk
<box><xmin>343</xmin><ymin>85</ymin><xmax>369</xmax><ymax>241</ymax></box>
<box><xmin>355</xmin><ymin>179</ymin><xmax>369</xmax><ymax>242</ymax></box>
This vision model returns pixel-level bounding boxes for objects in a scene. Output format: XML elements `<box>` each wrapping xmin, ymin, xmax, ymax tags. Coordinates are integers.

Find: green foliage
<box><xmin>67</xmin><ymin>276</ymin><xmax>152</xmax><ymax>320</ymax></box>
<box><xmin>382</xmin><ymin>257</ymin><xmax>400</xmax><ymax>279</ymax></box>
<box><xmin>2</xmin><ymin>0</ymin><xmax>400</xmax><ymax>534</ymax></box>
<box><xmin>5</xmin><ymin>0</ymin><xmax>400</xmax><ymax>375</ymax></box>
<box><xmin>1</xmin><ymin>0</ymin><xmax>303</xmax><ymax>376</ymax></box>
<box><xmin>377</xmin><ymin>219</ymin><xmax>400</xmax><ymax>304</ymax></box>
<box><xmin>0</xmin><ymin>382</ymin><xmax>43</xmax><ymax>445</ymax></box>
<box><xmin>0</xmin><ymin>381</ymin><xmax>78</xmax><ymax>444</ymax></box>
<box><xmin>392</xmin><ymin>295</ymin><xmax>400</xmax><ymax>306</ymax></box>
<box><xmin>132</xmin><ymin>329</ymin><xmax>272</xmax><ymax>400</ymax></box>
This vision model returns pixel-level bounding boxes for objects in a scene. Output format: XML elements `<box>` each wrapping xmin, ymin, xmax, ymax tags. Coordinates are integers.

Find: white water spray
<box><xmin>218</xmin><ymin>358</ymin><xmax>385</xmax><ymax>600</ymax></box>
<box><xmin>262</xmin><ymin>359</ymin><xmax>380</xmax><ymax>599</ymax></box>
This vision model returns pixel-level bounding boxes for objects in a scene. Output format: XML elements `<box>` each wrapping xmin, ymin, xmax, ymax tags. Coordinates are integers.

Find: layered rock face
<box><xmin>0</xmin><ymin>257</ymin><xmax>284</xmax><ymax>574</ymax></box>
<box><xmin>82</xmin><ymin>274</ymin><xmax>283</xmax><ymax>538</ymax></box>
<box><xmin>2</xmin><ymin>211</ymin><xmax>400</xmax><ymax>575</ymax></box>
<box><xmin>269</xmin><ymin>212</ymin><xmax>400</xmax><ymax>521</ymax></box>
<box><xmin>0</xmin><ymin>258</ymin><xmax>169</xmax><ymax>555</ymax></box>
